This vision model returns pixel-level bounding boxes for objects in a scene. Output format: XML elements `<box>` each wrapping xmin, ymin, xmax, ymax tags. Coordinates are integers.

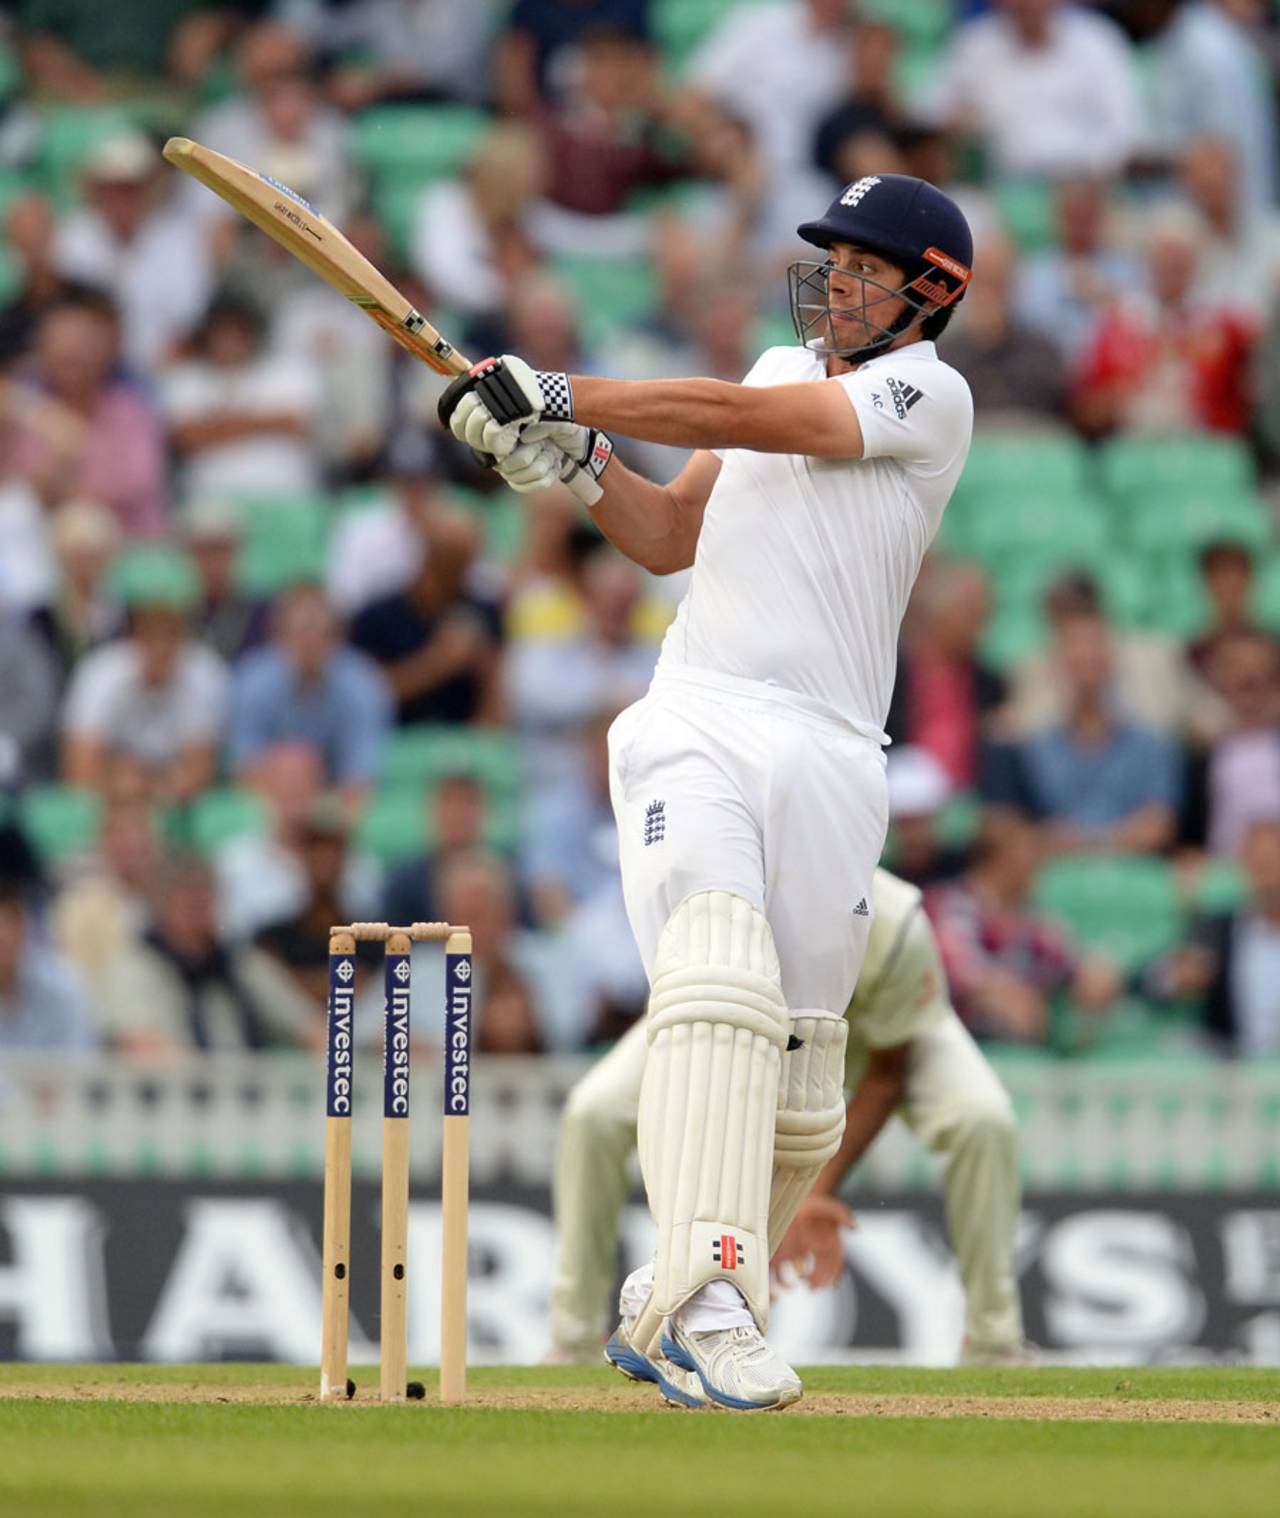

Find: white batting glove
<box><xmin>494</xmin><ymin>420</ymin><xmax>615</xmax><ymax>499</ymax></box>
<box><xmin>494</xmin><ymin>435</ymin><xmax>565</xmax><ymax>493</ymax></box>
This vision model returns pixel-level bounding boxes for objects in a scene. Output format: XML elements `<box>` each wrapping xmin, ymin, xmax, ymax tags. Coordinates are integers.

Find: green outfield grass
<box><xmin>1</xmin><ymin>1364</ymin><xmax>1277</xmax><ymax>1518</ymax></box>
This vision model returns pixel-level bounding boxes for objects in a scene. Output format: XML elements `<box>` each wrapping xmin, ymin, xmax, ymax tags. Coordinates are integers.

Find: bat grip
<box><xmin>558</xmin><ymin>457</ymin><xmax>604</xmax><ymax>507</ymax></box>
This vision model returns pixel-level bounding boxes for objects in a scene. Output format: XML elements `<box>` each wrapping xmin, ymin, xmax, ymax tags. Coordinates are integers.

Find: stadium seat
<box><xmin>234</xmin><ymin>494</ymin><xmax>331</xmax><ymax>595</ymax></box>
<box><xmin>352</xmin><ymin>105</ymin><xmax>490</xmax><ymax>185</ymax></box>
<box><xmin>449</xmin><ymin>486</ymin><xmax>528</xmax><ymax>565</ymax></box>
<box><xmin>993</xmin><ymin>179</ymin><xmax>1056</xmax><ymax>254</ymax></box>
<box><xmin>1097</xmin><ymin>432</ymin><xmax>1254</xmax><ymax>508</ymax></box>
<box><xmin>1254</xmin><ymin>551</ymin><xmax>1280</xmax><ymax>633</ymax></box>
<box><xmin>966</xmin><ymin>493</ymin><xmax>1110</xmax><ymax>571</ymax></box>
<box><xmin>19</xmin><ymin>786</ymin><xmax>102</xmax><ymax>863</ymax></box>
<box><xmin>952</xmin><ymin>431</ymin><xmax>1089</xmax><ymax>506</ymax></box>
<box><xmin>550</xmin><ymin>255</ymin><xmax>658</xmax><ymax>346</ymax></box>
<box><xmin>652</xmin><ymin>0</ymin><xmax>772</xmax><ymax>73</ymax></box>
<box><xmin>1032</xmin><ymin>854</ymin><xmax>1184</xmax><ymax>975</ymax></box>
<box><xmin>1129</xmin><ymin>492</ymin><xmax>1272</xmax><ymax>559</ymax></box>
<box><xmin>378</xmin><ymin>726</ymin><xmax>523</xmax><ymax>797</ymax></box>
<box><xmin>37</xmin><ymin>105</ymin><xmax>137</xmax><ymax>204</ymax></box>
<box><xmin>186</xmin><ymin>788</ymin><xmax>270</xmax><ymax>853</ymax></box>
<box><xmin>356</xmin><ymin>789</ymin><xmax>428</xmax><ymax>865</ymax></box>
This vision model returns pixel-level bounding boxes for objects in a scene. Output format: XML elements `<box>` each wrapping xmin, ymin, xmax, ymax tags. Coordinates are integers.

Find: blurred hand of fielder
<box><xmin>772</xmin><ymin>1196</ymin><xmax>856</xmax><ymax>1289</ymax></box>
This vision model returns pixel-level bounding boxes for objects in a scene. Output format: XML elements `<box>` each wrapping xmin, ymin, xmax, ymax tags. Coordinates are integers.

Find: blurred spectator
<box><xmin>1179</xmin><ymin>135</ymin><xmax>1280</xmax><ymax>324</ymax></box>
<box><xmin>179</xmin><ymin>497</ymin><xmax>269</xmax><ymax>664</ymax></box>
<box><xmin>0</xmin><ymin>880</ymin><xmax>96</xmax><ymax>1052</ymax></box>
<box><xmin>293</xmin><ymin>0</ymin><xmax>500</xmax><ymax>110</ymax></box>
<box><xmin>994</xmin><ymin>614</ymin><xmax>1182</xmax><ymax>854</ymax></box>
<box><xmin>926</xmin><ymin>813</ymin><xmax>1118</xmax><ymax>1043</ymax></box>
<box><xmin>505</xmin><ymin>543</ymin><xmax>659</xmax><ymax>816</ymax></box>
<box><xmin>0</xmin><ymin>585</ymin><xmax>59</xmax><ymax>784</ymax></box>
<box><xmin>0</xmin><ymin>392</ymin><xmax>57</xmax><ymax>617</ymax></box>
<box><xmin>887</xmin><ymin>562</ymin><xmax>1006</xmax><ymax>791</ymax></box>
<box><xmin>496</xmin><ymin>0</ymin><xmax>651</xmax><ymax>114</ymax></box>
<box><xmin>216</xmin><ymin>742</ymin><xmax>382</xmax><ymax>940</ymax></box>
<box><xmin>522</xmin><ymin>708</ymin><xmax>620</xmax><ymax>928</ymax></box>
<box><xmin>522</xmin><ymin>26</ymin><xmax>692</xmax><ymax>258</ymax></box>
<box><xmin>1156</xmin><ymin>816</ymin><xmax>1280</xmax><ymax>1055</ymax></box>
<box><xmin>228</xmin><ymin>583</ymin><xmax>392</xmax><ymax>800</ymax></box>
<box><xmin>18</xmin><ymin>0</ymin><xmax>224</xmax><ymax>97</ymax></box>
<box><xmin>886</xmin><ymin>745</ymin><xmax>969</xmax><ymax>891</ymax></box>
<box><xmin>253</xmin><ymin>794</ymin><xmax>364</xmax><ymax>1028</ymax></box>
<box><xmin>273</xmin><ymin>209</ymin><xmax>396</xmax><ymax>478</ymax></box>
<box><xmin>0</xmin><ymin>193</ymin><xmax>71</xmax><ymax>368</ymax></box>
<box><xmin>31</xmin><ymin>499</ymin><xmax>124</xmax><ymax>682</ymax></box>
<box><xmin>925</xmin><ymin>0</ymin><xmax>1141</xmax><ymax>179</ymax></box>
<box><xmin>53</xmin><ymin>132</ymin><xmax>214</xmax><ymax>372</ymax></box>
<box><xmin>349</xmin><ymin>504</ymin><xmax>504</xmax><ymax>726</ymax></box>
<box><xmin>1007</xmin><ymin>571</ymin><xmax>1210</xmax><ymax>740</ymax></box>
<box><xmin>1073</xmin><ymin>205</ymin><xmax>1254</xmax><ymax>436</ymax></box>
<box><xmin>99</xmin><ymin>853</ymin><xmax>311</xmax><ymax>1053</ymax></box>
<box><xmin>1186</xmin><ymin>539</ymin><xmax>1272</xmax><ymax>681</ymax></box>
<box><xmin>1149</xmin><ymin>0</ymin><xmax>1276</xmax><ymax>216</ymax></box>
<box><xmin>165</xmin><ymin>292</ymin><xmax>322</xmax><ymax>500</ymax></box>
<box><xmin>382</xmin><ymin>773</ymin><xmax>491</xmax><ymax>927</ymax></box>
<box><xmin>1014</xmin><ymin>177</ymin><xmax>1142</xmax><ymax>364</ymax></box>
<box><xmin>1181</xmin><ymin>630</ymin><xmax>1280</xmax><ymax>858</ymax></box>
<box><xmin>686</xmin><ymin>0</ymin><xmax>852</xmax><ymax>247</ymax></box>
<box><xmin>61</xmin><ymin>551</ymin><xmax>228</xmax><ymax>803</ymax></box>
<box><xmin>941</xmin><ymin>231</ymin><xmax>1068</xmax><ymax>421</ymax></box>
<box><xmin>436</xmin><ymin>848</ymin><xmax>581</xmax><ymax>1052</ymax></box>
<box><xmin>411</xmin><ymin>124</ymin><xmax>546</xmax><ymax>323</ymax></box>
<box><xmin>8</xmin><ymin>290</ymin><xmax>168</xmax><ymax>536</ymax></box>
<box><xmin>192</xmin><ymin>21</ymin><xmax>358</xmax><ymax>228</ymax></box>
<box><xmin>812</xmin><ymin>19</ymin><xmax>904</xmax><ymax>185</ymax></box>
<box><xmin>51</xmin><ymin>797</ymin><xmax>162</xmax><ymax>984</ymax></box>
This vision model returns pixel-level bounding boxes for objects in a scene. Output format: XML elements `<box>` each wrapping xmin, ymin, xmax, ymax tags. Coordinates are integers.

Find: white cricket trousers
<box><xmin>607</xmin><ymin>666</ymin><xmax>890</xmax><ymax>1014</ymax></box>
<box><xmin>550</xmin><ymin>1009</ymin><xmax>1025</xmax><ymax>1357</ymax></box>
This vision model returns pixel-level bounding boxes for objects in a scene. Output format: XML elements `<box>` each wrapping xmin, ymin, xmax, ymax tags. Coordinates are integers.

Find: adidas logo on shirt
<box><xmin>853</xmin><ymin>898</ymin><xmax>870</xmax><ymax>917</ymax></box>
<box><xmin>885</xmin><ymin>376</ymin><xmax>923</xmax><ymax>419</ymax></box>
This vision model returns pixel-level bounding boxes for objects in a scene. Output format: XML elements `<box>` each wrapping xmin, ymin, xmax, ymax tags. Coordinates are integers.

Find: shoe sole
<box><xmin>604</xmin><ymin>1331</ymin><xmax>705</xmax><ymax>1410</ymax></box>
<box><xmin>661</xmin><ymin>1333</ymin><xmax>801</xmax><ymax>1412</ymax></box>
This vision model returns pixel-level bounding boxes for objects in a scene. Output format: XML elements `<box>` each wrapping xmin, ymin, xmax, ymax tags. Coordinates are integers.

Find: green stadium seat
<box><xmin>952</xmin><ymin>431</ymin><xmax>1088</xmax><ymax>505</ymax></box>
<box><xmin>352</xmin><ymin>105</ymin><xmax>490</xmax><ymax>185</ymax></box>
<box><xmin>1129</xmin><ymin>492</ymin><xmax>1272</xmax><ymax>558</ymax></box>
<box><xmin>1254</xmin><ymin>551</ymin><xmax>1280</xmax><ymax>633</ymax></box>
<box><xmin>234</xmin><ymin>494</ymin><xmax>331</xmax><ymax>595</ymax></box>
<box><xmin>379</xmin><ymin>726</ymin><xmax>523</xmax><ymax>797</ymax></box>
<box><xmin>1032</xmin><ymin>854</ymin><xmax>1183</xmax><ymax>975</ymax></box>
<box><xmin>19</xmin><ymin>786</ymin><xmax>102</xmax><ymax>862</ymax></box>
<box><xmin>448</xmin><ymin>486</ymin><xmax>528</xmax><ymax>564</ymax></box>
<box><xmin>861</xmin><ymin>0</ymin><xmax>953</xmax><ymax>49</ymax></box>
<box><xmin>966</xmin><ymin>494</ymin><xmax>1110</xmax><ymax>570</ymax></box>
<box><xmin>37</xmin><ymin>105</ymin><xmax>137</xmax><ymax>204</ymax></box>
<box><xmin>993</xmin><ymin>179</ymin><xmax>1056</xmax><ymax>254</ymax></box>
<box><xmin>186</xmin><ymin>788</ymin><xmax>270</xmax><ymax>853</ymax></box>
<box><xmin>550</xmin><ymin>255</ymin><xmax>658</xmax><ymax>346</ymax></box>
<box><xmin>980</xmin><ymin>600</ymin><xmax>1046</xmax><ymax>669</ymax></box>
<box><xmin>1098</xmin><ymin>432</ymin><xmax>1254</xmax><ymax>507</ymax></box>
<box><xmin>1192</xmin><ymin>859</ymin><xmax>1248</xmax><ymax>916</ymax></box>
<box><xmin>356</xmin><ymin>789</ymin><xmax>427</xmax><ymax>865</ymax></box>
<box><xmin>652</xmin><ymin>0</ymin><xmax>772</xmax><ymax>73</ymax></box>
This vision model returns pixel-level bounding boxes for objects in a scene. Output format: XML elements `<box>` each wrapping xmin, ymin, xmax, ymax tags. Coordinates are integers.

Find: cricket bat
<box><xmin>162</xmin><ymin>136</ymin><xmax>601</xmax><ymax>502</ymax></box>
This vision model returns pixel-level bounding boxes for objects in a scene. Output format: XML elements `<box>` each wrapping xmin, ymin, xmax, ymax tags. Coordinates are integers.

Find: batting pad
<box><xmin>767</xmin><ymin>1015</ymin><xmax>848</xmax><ymax>1253</ymax></box>
<box><xmin>637</xmin><ymin>891</ymin><xmax>789</xmax><ymax>1330</ymax></box>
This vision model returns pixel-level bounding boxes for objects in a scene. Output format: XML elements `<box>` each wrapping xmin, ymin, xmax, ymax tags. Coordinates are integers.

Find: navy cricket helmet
<box><xmin>789</xmin><ymin>173</ymin><xmax>973</xmax><ymax>362</ymax></box>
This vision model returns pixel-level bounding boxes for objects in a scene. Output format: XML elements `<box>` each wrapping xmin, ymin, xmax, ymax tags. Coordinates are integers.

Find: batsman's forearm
<box><xmin>809</xmin><ymin>1074</ymin><xmax>904</xmax><ymax>1198</ymax></box>
<box><xmin>570</xmin><ymin>375</ymin><xmax>754</xmax><ymax>451</ymax></box>
<box><xmin>582</xmin><ymin>454</ymin><xmax>695</xmax><ymax>575</ymax></box>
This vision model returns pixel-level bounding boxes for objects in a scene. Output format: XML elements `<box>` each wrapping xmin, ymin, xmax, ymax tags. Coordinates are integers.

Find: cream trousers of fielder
<box><xmin>550</xmin><ymin>1009</ymin><xmax>1025</xmax><ymax>1358</ymax></box>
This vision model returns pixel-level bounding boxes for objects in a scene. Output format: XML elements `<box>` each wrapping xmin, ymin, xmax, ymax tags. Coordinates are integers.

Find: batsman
<box><xmin>441</xmin><ymin>175</ymin><xmax>975</xmax><ymax>1409</ymax></box>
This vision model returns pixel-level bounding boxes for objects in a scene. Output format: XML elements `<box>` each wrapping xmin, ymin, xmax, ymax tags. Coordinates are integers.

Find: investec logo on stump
<box><xmin>384</xmin><ymin>954</ymin><xmax>411</xmax><ymax>1118</ymax></box>
<box><xmin>326</xmin><ymin>954</ymin><xmax>356</xmax><ymax>1116</ymax></box>
<box><xmin>445</xmin><ymin>953</ymin><xmax>473</xmax><ymax>1114</ymax></box>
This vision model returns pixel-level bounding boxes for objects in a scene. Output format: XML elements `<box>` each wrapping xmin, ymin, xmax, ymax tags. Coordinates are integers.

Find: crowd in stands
<box><xmin>0</xmin><ymin>0</ymin><xmax>1278</xmax><ymax>1064</ymax></box>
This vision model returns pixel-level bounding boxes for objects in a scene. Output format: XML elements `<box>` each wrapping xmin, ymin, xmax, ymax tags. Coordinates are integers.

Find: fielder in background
<box><xmin>440</xmin><ymin>174</ymin><xmax>974</xmax><ymax>1409</ymax></box>
<box><xmin>548</xmin><ymin>868</ymin><xmax>1026</xmax><ymax>1403</ymax></box>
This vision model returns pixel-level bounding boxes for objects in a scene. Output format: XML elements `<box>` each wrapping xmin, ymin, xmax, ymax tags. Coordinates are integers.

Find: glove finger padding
<box><xmin>498</xmin><ymin>440</ymin><xmax>565</xmax><ymax>492</ymax></box>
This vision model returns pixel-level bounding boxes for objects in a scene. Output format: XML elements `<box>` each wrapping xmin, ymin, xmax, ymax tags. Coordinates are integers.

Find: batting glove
<box><xmin>437</xmin><ymin>355</ymin><xmax>575</xmax><ymax>459</ymax></box>
<box><xmin>495</xmin><ymin>421</ymin><xmax>614</xmax><ymax>501</ymax></box>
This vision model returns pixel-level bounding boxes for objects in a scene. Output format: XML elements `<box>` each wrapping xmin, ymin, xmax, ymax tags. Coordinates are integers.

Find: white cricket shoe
<box><xmin>662</xmin><ymin>1321</ymin><xmax>802</xmax><ymax>1411</ymax></box>
<box><xmin>604</xmin><ymin>1317</ymin><xmax>707</xmax><ymax>1410</ymax></box>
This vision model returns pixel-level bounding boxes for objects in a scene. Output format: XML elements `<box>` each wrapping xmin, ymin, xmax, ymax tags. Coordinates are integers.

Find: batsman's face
<box><xmin>825</xmin><ymin>242</ymin><xmax>909</xmax><ymax>347</ymax></box>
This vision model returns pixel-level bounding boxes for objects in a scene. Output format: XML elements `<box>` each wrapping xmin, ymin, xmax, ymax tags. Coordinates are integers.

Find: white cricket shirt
<box><xmin>656</xmin><ymin>341</ymin><xmax>973</xmax><ymax>735</ymax></box>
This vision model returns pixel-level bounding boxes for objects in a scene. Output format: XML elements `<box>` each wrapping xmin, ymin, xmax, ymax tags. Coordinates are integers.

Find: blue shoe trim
<box><xmin>607</xmin><ymin>1330</ymin><xmax>704</xmax><ymax>1409</ymax></box>
<box><xmin>660</xmin><ymin>1331</ymin><xmax>787</xmax><ymax>1412</ymax></box>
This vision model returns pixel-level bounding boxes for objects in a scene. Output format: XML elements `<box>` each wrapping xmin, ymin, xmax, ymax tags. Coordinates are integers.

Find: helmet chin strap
<box><xmin>831</xmin><ymin>303</ymin><xmax>926</xmax><ymax>364</ymax></box>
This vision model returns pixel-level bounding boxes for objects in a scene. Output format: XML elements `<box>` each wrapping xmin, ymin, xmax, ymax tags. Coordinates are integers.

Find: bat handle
<box><xmin>558</xmin><ymin>457</ymin><xmax>604</xmax><ymax>507</ymax></box>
